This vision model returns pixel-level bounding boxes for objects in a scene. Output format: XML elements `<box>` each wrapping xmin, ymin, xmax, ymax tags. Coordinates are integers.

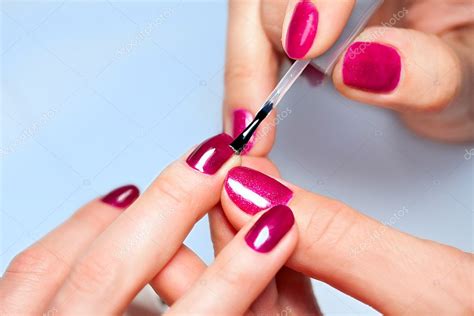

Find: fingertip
<box><xmin>332</xmin><ymin>27</ymin><xmax>462</xmax><ymax>112</ymax></box>
<box><xmin>221</xmin><ymin>165</ymin><xmax>294</xmax><ymax>230</ymax></box>
<box><xmin>100</xmin><ymin>184</ymin><xmax>140</xmax><ymax>209</ymax></box>
<box><xmin>282</xmin><ymin>0</ymin><xmax>320</xmax><ymax>60</ymax></box>
<box><xmin>224</xmin><ymin>105</ymin><xmax>277</xmax><ymax>157</ymax></box>
<box><xmin>243</xmin><ymin>204</ymin><xmax>298</xmax><ymax>255</ymax></box>
<box><xmin>282</xmin><ymin>0</ymin><xmax>355</xmax><ymax>60</ymax></box>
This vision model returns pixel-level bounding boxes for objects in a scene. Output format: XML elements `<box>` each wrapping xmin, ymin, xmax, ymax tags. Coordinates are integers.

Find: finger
<box><xmin>210</xmin><ymin>157</ymin><xmax>319</xmax><ymax>316</ymax></box>
<box><xmin>333</xmin><ymin>27</ymin><xmax>462</xmax><ymax>112</ymax></box>
<box><xmin>209</xmin><ymin>205</ymin><xmax>282</xmax><ymax>315</ymax></box>
<box><xmin>209</xmin><ymin>178</ymin><xmax>280</xmax><ymax>314</ymax></box>
<box><xmin>221</xmin><ymin>166</ymin><xmax>473</xmax><ymax>314</ymax></box>
<box><xmin>224</xmin><ymin>0</ymin><xmax>280</xmax><ymax>156</ymax></box>
<box><xmin>282</xmin><ymin>0</ymin><xmax>355</xmax><ymax>59</ymax></box>
<box><xmin>168</xmin><ymin>205</ymin><xmax>298</xmax><ymax>315</ymax></box>
<box><xmin>51</xmin><ymin>133</ymin><xmax>240</xmax><ymax>315</ymax></box>
<box><xmin>0</xmin><ymin>185</ymin><xmax>139</xmax><ymax>315</ymax></box>
<box><xmin>149</xmin><ymin>245</ymin><xmax>206</xmax><ymax>305</ymax></box>
<box><xmin>211</xmin><ymin>158</ymin><xmax>291</xmax><ymax>314</ymax></box>
<box><xmin>209</xmin><ymin>156</ymin><xmax>281</xmax><ymax>255</ymax></box>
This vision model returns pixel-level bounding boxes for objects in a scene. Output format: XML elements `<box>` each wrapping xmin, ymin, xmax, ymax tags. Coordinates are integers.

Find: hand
<box><xmin>218</xmin><ymin>158</ymin><xmax>473</xmax><ymax>314</ymax></box>
<box><xmin>223</xmin><ymin>0</ymin><xmax>474</xmax><ymax>151</ymax></box>
<box><xmin>0</xmin><ymin>133</ymin><xmax>298</xmax><ymax>315</ymax></box>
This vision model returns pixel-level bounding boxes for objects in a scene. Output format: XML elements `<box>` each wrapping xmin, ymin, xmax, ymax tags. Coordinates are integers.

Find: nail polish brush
<box><xmin>230</xmin><ymin>0</ymin><xmax>383</xmax><ymax>154</ymax></box>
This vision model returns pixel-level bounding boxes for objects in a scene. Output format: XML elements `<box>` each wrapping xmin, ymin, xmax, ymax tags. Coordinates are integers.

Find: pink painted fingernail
<box><xmin>186</xmin><ymin>133</ymin><xmax>234</xmax><ymax>175</ymax></box>
<box><xmin>245</xmin><ymin>205</ymin><xmax>295</xmax><ymax>253</ymax></box>
<box><xmin>232</xmin><ymin>109</ymin><xmax>255</xmax><ymax>155</ymax></box>
<box><xmin>343</xmin><ymin>42</ymin><xmax>402</xmax><ymax>93</ymax></box>
<box><xmin>225</xmin><ymin>167</ymin><xmax>293</xmax><ymax>215</ymax></box>
<box><xmin>101</xmin><ymin>185</ymin><xmax>140</xmax><ymax>209</ymax></box>
<box><xmin>285</xmin><ymin>0</ymin><xmax>319</xmax><ymax>59</ymax></box>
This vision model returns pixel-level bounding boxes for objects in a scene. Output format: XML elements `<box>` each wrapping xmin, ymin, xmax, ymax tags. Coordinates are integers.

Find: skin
<box><xmin>1</xmin><ymin>1</ymin><xmax>472</xmax><ymax>314</ymax></box>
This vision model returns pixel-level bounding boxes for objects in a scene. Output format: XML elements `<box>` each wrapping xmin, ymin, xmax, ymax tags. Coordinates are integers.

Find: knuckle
<box><xmin>73</xmin><ymin>206</ymin><xmax>113</xmax><ymax>232</ymax></box>
<box><xmin>214</xmin><ymin>262</ymin><xmax>250</xmax><ymax>289</ymax></box>
<box><xmin>152</xmin><ymin>171</ymin><xmax>193</xmax><ymax>212</ymax></box>
<box><xmin>302</xmin><ymin>199</ymin><xmax>357</xmax><ymax>255</ymax></box>
<box><xmin>6</xmin><ymin>247</ymin><xmax>63</xmax><ymax>280</ymax></box>
<box><xmin>67</xmin><ymin>256</ymin><xmax>115</xmax><ymax>295</ymax></box>
<box><xmin>224</xmin><ymin>62</ymin><xmax>257</xmax><ymax>86</ymax></box>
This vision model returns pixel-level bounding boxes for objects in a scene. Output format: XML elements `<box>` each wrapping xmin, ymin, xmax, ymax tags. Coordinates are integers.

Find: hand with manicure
<box><xmin>1</xmin><ymin>1</ymin><xmax>473</xmax><ymax>315</ymax></box>
<box><xmin>0</xmin><ymin>134</ymin><xmax>302</xmax><ymax>315</ymax></box>
<box><xmin>1</xmin><ymin>133</ymin><xmax>471</xmax><ymax>315</ymax></box>
<box><xmin>216</xmin><ymin>0</ymin><xmax>474</xmax><ymax>314</ymax></box>
<box><xmin>223</xmin><ymin>0</ymin><xmax>474</xmax><ymax>149</ymax></box>
<box><xmin>216</xmin><ymin>156</ymin><xmax>473</xmax><ymax>315</ymax></box>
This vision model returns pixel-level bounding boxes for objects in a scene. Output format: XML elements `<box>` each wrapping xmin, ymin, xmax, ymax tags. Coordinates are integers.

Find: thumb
<box><xmin>220</xmin><ymin>165</ymin><xmax>473</xmax><ymax>314</ymax></box>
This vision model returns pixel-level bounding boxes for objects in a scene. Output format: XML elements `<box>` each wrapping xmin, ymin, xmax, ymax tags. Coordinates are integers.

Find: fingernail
<box><xmin>245</xmin><ymin>205</ymin><xmax>294</xmax><ymax>253</ymax></box>
<box><xmin>101</xmin><ymin>185</ymin><xmax>140</xmax><ymax>209</ymax></box>
<box><xmin>232</xmin><ymin>109</ymin><xmax>255</xmax><ymax>155</ymax></box>
<box><xmin>285</xmin><ymin>0</ymin><xmax>319</xmax><ymax>59</ymax></box>
<box><xmin>225</xmin><ymin>167</ymin><xmax>293</xmax><ymax>215</ymax></box>
<box><xmin>343</xmin><ymin>42</ymin><xmax>402</xmax><ymax>93</ymax></box>
<box><xmin>186</xmin><ymin>133</ymin><xmax>235</xmax><ymax>175</ymax></box>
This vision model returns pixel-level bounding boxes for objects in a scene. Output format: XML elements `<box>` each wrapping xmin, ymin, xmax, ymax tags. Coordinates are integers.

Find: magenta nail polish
<box><xmin>285</xmin><ymin>0</ymin><xmax>319</xmax><ymax>59</ymax></box>
<box><xmin>101</xmin><ymin>185</ymin><xmax>139</xmax><ymax>209</ymax></box>
<box><xmin>186</xmin><ymin>133</ymin><xmax>235</xmax><ymax>175</ymax></box>
<box><xmin>232</xmin><ymin>109</ymin><xmax>255</xmax><ymax>155</ymax></box>
<box><xmin>225</xmin><ymin>167</ymin><xmax>293</xmax><ymax>215</ymax></box>
<box><xmin>343</xmin><ymin>42</ymin><xmax>401</xmax><ymax>92</ymax></box>
<box><xmin>245</xmin><ymin>205</ymin><xmax>294</xmax><ymax>253</ymax></box>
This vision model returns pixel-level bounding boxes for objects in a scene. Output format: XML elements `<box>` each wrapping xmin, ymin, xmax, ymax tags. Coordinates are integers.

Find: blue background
<box><xmin>1</xmin><ymin>1</ymin><xmax>472</xmax><ymax>314</ymax></box>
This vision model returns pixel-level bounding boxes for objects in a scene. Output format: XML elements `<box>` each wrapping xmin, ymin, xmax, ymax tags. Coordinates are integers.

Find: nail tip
<box><xmin>232</xmin><ymin>109</ymin><xmax>255</xmax><ymax>155</ymax></box>
<box><xmin>342</xmin><ymin>42</ymin><xmax>402</xmax><ymax>93</ymax></box>
<box><xmin>285</xmin><ymin>0</ymin><xmax>318</xmax><ymax>61</ymax></box>
<box><xmin>186</xmin><ymin>133</ymin><xmax>234</xmax><ymax>175</ymax></box>
<box><xmin>101</xmin><ymin>184</ymin><xmax>140</xmax><ymax>209</ymax></box>
<box><xmin>225</xmin><ymin>166</ymin><xmax>293</xmax><ymax>215</ymax></box>
<box><xmin>245</xmin><ymin>204</ymin><xmax>295</xmax><ymax>253</ymax></box>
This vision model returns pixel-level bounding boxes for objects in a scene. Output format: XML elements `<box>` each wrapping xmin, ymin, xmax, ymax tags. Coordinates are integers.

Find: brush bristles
<box><xmin>229</xmin><ymin>101</ymin><xmax>274</xmax><ymax>154</ymax></box>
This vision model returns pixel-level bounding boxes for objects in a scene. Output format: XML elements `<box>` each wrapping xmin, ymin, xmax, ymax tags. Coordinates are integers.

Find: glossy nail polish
<box><xmin>225</xmin><ymin>167</ymin><xmax>293</xmax><ymax>215</ymax></box>
<box><xmin>186</xmin><ymin>133</ymin><xmax>234</xmax><ymax>175</ymax></box>
<box><xmin>232</xmin><ymin>109</ymin><xmax>255</xmax><ymax>155</ymax></box>
<box><xmin>101</xmin><ymin>185</ymin><xmax>140</xmax><ymax>209</ymax></box>
<box><xmin>245</xmin><ymin>205</ymin><xmax>294</xmax><ymax>253</ymax></box>
<box><xmin>285</xmin><ymin>0</ymin><xmax>319</xmax><ymax>59</ymax></box>
<box><xmin>343</xmin><ymin>42</ymin><xmax>401</xmax><ymax>92</ymax></box>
